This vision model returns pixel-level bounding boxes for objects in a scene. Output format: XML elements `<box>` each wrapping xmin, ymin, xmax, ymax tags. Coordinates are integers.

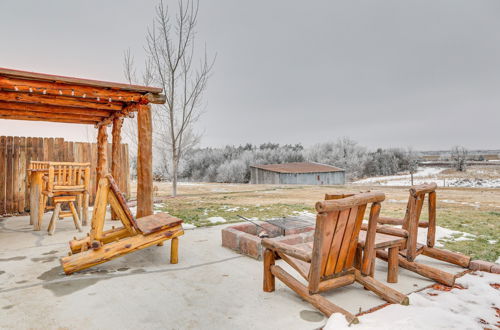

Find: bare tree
<box><xmin>124</xmin><ymin>0</ymin><xmax>215</xmax><ymax>196</ymax></box>
<box><xmin>406</xmin><ymin>148</ymin><xmax>419</xmax><ymax>185</ymax></box>
<box><xmin>451</xmin><ymin>146</ymin><xmax>468</xmax><ymax>172</ymax></box>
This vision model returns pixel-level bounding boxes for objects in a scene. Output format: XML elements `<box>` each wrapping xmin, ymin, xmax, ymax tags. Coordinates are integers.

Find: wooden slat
<box><xmin>334</xmin><ymin>206</ymin><xmax>359</xmax><ymax>273</ymax></box>
<box><xmin>0</xmin><ymin>137</ymin><xmax>6</xmax><ymax>214</ymax></box>
<box><xmin>6</xmin><ymin>137</ymin><xmax>13</xmax><ymax>213</ymax></box>
<box><xmin>324</xmin><ymin>208</ymin><xmax>350</xmax><ymax>276</ymax></box>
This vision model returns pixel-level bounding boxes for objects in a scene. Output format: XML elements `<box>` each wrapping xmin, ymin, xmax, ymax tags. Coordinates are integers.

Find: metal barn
<box><xmin>250</xmin><ymin>162</ymin><xmax>345</xmax><ymax>185</ymax></box>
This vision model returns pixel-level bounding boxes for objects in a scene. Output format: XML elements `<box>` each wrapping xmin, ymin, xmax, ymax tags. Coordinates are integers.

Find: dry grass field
<box><xmin>130</xmin><ymin>173</ymin><xmax>500</xmax><ymax>262</ymax></box>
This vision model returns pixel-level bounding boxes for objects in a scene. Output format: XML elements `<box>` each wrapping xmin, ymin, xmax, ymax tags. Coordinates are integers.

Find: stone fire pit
<box><xmin>221</xmin><ymin>217</ymin><xmax>315</xmax><ymax>260</ymax></box>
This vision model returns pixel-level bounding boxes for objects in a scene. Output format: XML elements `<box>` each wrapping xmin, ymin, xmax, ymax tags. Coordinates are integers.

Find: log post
<box><xmin>263</xmin><ymin>249</ymin><xmax>276</xmax><ymax>292</ymax></box>
<box><xmin>136</xmin><ymin>104</ymin><xmax>153</xmax><ymax>218</ymax></box>
<box><xmin>111</xmin><ymin>117</ymin><xmax>123</xmax><ymax>220</ymax></box>
<box><xmin>427</xmin><ymin>191</ymin><xmax>437</xmax><ymax>247</ymax></box>
<box><xmin>96</xmin><ymin>125</ymin><xmax>108</xmax><ymax>190</ymax></box>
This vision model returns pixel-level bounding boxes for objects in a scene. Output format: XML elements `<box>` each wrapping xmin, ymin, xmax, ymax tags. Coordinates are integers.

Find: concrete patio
<box><xmin>0</xmin><ymin>214</ymin><xmax>466</xmax><ymax>330</ymax></box>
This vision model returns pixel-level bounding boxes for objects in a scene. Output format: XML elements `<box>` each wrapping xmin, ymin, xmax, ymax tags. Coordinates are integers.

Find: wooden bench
<box><xmin>60</xmin><ymin>174</ymin><xmax>184</xmax><ymax>274</ymax></box>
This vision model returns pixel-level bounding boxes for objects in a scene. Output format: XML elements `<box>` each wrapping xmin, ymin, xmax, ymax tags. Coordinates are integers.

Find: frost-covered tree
<box><xmin>451</xmin><ymin>146</ymin><xmax>468</xmax><ymax>172</ymax></box>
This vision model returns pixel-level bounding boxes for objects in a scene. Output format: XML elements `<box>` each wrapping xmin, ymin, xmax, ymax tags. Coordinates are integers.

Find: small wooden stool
<box><xmin>48</xmin><ymin>195</ymin><xmax>82</xmax><ymax>235</ymax></box>
<box><xmin>357</xmin><ymin>231</ymin><xmax>405</xmax><ymax>283</ymax></box>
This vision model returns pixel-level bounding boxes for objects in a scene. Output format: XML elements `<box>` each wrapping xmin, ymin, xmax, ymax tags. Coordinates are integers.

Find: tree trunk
<box><xmin>171</xmin><ymin>154</ymin><xmax>178</xmax><ymax>197</ymax></box>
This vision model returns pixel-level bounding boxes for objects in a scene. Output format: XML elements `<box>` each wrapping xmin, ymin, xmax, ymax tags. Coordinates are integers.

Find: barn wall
<box><xmin>250</xmin><ymin>168</ymin><xmax>280</xmax><ymax>184</ymax></box>
<box><xmin>279</xmin><ymin>172</ymin><xmax>345</xmax><ymax>185</ymax></box>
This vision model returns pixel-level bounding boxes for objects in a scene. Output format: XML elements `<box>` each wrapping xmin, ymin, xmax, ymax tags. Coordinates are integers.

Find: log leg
<box><xmin>36</xmin><ymin>194</ymin><xmax>47</xmax><ymax>231</ymax></box>
<box><xmin>369</xmin><ymin>255</ymin><xmax>376</xmax><ymax>277</ymax></box>
<box><xmin>271</xmin><ymin>265</ymin><xmax>358</xmax><ymax>324</ymax></box>
<box><xmin>29</xmin><ymin>172</ymin><xmax>43</xmax><ymax>227</ymax></box>
<box><xmin>354</xmin><ymin>245</ymin><xmax>362</xmax><ymax>270</ymax></box>
<box><xmin>421</xmin><ymin>246</ymin><xmax>470</xmax><ymax>268</ymax></box>
<box><xmin>48</xmin><ymin>203</ymin><xmax>61</xmax><ymax>236</ymax></box>
<box><xmin>354</xmin><ymin>270</ymin><xmax>409</xmax><ymax>305</ymax></box>
<box><xmin>387</xmin><ymin>246</ymin><xmax>399</xmax><ymax>283</ymax></box>
<box><xmin>377</xmin><ymin>249</ymin><xmax>455</xmax><ymax>287</ymax></box>
<box><xmin>69</xmin><ymin>201</ymin><xmax>82</xmax><ymax>232</ymax></box>
<box><xmin>263</xmin><ymin>249</ymin><xmax>275</xmax><ymax>292</ymax></box>
<box><xmin>82</xmin><ymin>192</ymin><xmax>89</xmax><ymax>226</ymax></box>
<box><xmin>77</xmin><ymin>194</ymin><xmax>83</xmax><ymax>222</ymax></box>
<box><xmin>170</xmin><ymin>237</ymin><xmax>179</xmax><ymax>264</ymax></box>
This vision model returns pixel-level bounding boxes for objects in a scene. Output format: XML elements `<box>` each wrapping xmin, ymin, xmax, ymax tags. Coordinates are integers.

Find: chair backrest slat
<box><xmin>311</xmin><ymin>192</ymin><xmax>384</xmax><ymax>282</ymax></box>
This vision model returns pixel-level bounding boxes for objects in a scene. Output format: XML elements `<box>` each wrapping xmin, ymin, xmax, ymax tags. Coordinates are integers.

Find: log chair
<box><xmin>361</xmin><ymin>183</ymin><xmax>471</xmax><ymax>287</ymax></box>
<box><xmin>263</xmin><ymin>192</ymin><xmax>409</xmax><ymax>324</ymax></box>
<box><xmin>60</xmin><ymin>174</ymin><xmax>184</xmax><ymax>275</ymax></box>
<box><xmin>47</xmin><ymin>195</ymin><xmax>82</xmax><ymax>235</ymax></box>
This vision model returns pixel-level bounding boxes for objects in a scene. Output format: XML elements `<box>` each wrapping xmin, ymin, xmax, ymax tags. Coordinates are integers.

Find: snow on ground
<box><xmin>182</xmin><ymin>223</ymin><xmax>196</xmax><ymax>229</ymax></box>
<box><xmin>325</xmin><ymin>271</ymin><xmax>500</xmax><ymax>330</ymax></box>
<box><xmin>354</xmin><ymin>167</ymin><xmax>445</xmax><ymax>185</ymax></box>
<box><xmin>353</xmin><ymin>167</ymin><xmax>500</xmax><ymax>188</ymax></box>
<box><xmin>207</xmin><ymin>216</ymin><xmax>227</xmax><ymax>224</ymax></box>
<box><xmin>423</xmin><ymin>226</ymin><xmax>476</xmax><ymax>247</ymax></box>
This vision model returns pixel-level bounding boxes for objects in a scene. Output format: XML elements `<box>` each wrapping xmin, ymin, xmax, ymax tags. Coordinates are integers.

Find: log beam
<box><xmin>0</xmin><ymin>77</ymin><xmax>145</xmax><ymax>102</ymax></box>
<box><xmin>0</xmin><ymin>114</ymin><xmax>97</xmax><ymax>125</ymax></box>
<box><xmin>0</xmin><ymin>101</ymin><xmax>112</xmax><ymax>117</ymax></box>
<box><xmin>0</xmin><ymin>108</ymin><xmax>103</xmax><ymax>122</ymax></box>
<box><xmin>376</xmin><ymin>249</ymin><xmax>455</xmax><ymax>286</ymax></box>
<box><xmin>0</xmin><ymin>91</ymin><xmax>123</xmax><ymax>111</ymax></box>
<box><xmin>136</xmin><ymin>104</ymin><xmax>153</xmax><ymax>218</ymax></box>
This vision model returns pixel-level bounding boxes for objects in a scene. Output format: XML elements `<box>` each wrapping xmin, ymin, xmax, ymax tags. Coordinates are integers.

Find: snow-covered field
<box><xmin>353</xmin><ymin>167</ymin><xmax>500</xmax><ymax>188</ymax></box>
<box><xmin>325</xmin><ymin>271</ymin><xmax>500</xmax><ymax>330</ymax></box>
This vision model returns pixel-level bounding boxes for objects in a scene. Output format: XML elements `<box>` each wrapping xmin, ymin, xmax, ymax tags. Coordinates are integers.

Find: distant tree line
<box><xmin>151</xmin><ymin>137</ymin><xmax>428</xmax><ymax>183</ymax></box>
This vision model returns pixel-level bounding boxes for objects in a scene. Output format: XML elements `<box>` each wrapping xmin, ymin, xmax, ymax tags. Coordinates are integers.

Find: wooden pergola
<box><xmin>0</xmin><ymin>67</ymin><xmax>166</xmax><ymax>218</ymax></box>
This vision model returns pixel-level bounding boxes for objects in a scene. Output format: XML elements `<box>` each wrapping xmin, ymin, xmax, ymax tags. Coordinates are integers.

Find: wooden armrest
<box><xmin>261</xmin><ymin>239</ymin><xmax>312</xmax><ymax>263</ymax></box>
<box><xmin>360</xmin><ymin>223</ymin><xmax>409</xmax><ymax>238</ymax></box>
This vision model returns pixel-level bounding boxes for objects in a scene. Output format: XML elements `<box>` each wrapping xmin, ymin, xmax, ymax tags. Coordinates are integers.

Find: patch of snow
<box><xmin>292</xmin><ymin>210</ymin><xmax>316</xmax><ymax>218</ymax></box>
<box><xmin>387</xmin><ymin>199</ymin><xmax>408</xmax><ymax>203</ymax></box>
<box><xmin>325</xmin><ymin>271</ymin><xmax>500</xmax><ymax>330</ymax></box>
<box><xmin>220</xmin><ymin>205</ymin><xmax>240</xmax><ymax>212</ymax></box>
<box><xmin>182</xmin><ymin>223</ymin><xmax>196</xmax><ymax>229</ymax></box>
<box><xmin>353</xmin><ymin>166</ymin><xmax>500</xmax><ymax>188</ymax></box>
<box><xmin>207</xmin><ymin>216</ymin><xmax>226</xmax><ymax>224</ymax></box>
<box><xmin>422</xmin><ymin>226</ymin><xmax>475</xmax><ymax>247</ymax></box>
<box><xmin>354</xmin><ymin>167</ymin><xmax>445</xmax><ymax>185</ymax></box>
<box><xmin>177</xmin><ymin>182</ymin><xmax>204</xmax><ymax>186</ymax></box>
<box><xmin>496</xmin><ymin>256</ymin><xmax>500</xmax><ymax>263</ymax></box>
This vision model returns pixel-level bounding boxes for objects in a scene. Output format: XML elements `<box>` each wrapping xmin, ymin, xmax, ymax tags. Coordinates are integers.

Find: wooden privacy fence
<box><xmin>0</xmin><ymin>136</ymin><xmax>130</xmax><ymax>216</ymax></box>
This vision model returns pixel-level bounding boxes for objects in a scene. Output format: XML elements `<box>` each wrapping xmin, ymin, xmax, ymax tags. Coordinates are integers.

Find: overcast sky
<box><xmin>1</xmin><ymin>0</ymin><xmax>499</xmax><ymax>150</ymax></box>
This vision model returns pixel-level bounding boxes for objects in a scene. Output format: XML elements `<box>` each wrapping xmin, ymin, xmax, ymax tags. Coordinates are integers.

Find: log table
<box><xmin>28</xmin><ymin>161</ymin><xmax>90</xmax><ymax>232</ymax></box>
<box><xmin>28</xmin><ymin>162</ymin><xmax>50</xmax><ymax>230</ymax></box>
<box><xmin>357</xmin><ymin>230</ymin><xmax>406</xmax><ymax>283</ymax></box>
